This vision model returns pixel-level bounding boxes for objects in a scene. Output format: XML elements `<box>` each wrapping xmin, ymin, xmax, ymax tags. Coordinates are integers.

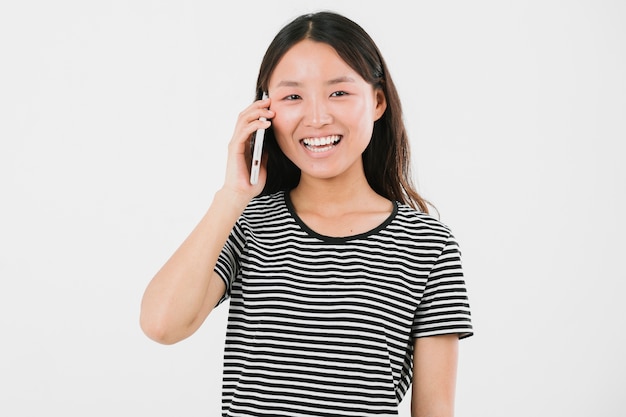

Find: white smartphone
<box><xmin>249</xmin><ymin>92</ymin><xmax>269</xmax><ymax>185</ymax></box>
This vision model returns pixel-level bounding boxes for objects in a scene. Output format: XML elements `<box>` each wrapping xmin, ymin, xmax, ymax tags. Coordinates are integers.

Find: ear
<box><xmin>373</xmin><ymin>88</ymin><xmax>387</xmax><ymax>121</ymax></box>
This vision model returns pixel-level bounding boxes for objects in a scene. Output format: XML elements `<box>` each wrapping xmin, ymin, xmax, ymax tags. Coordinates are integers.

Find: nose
<box><xmin>303</xmin><ymin>97</ymin><xmax>332</xmax><ymax>128</ymax></box>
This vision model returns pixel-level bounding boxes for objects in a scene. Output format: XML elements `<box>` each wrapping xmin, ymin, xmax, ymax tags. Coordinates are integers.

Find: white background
<box><xmin>1</xmin><ymin>1</ymin><xmax>625</xmax><ymax>416</ymax></box>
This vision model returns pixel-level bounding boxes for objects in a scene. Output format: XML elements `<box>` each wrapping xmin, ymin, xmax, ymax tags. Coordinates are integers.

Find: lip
<box><xmin>299</xmin><ymin>134</ymin><xmax>342</xmax><ymax>155</ymax></box>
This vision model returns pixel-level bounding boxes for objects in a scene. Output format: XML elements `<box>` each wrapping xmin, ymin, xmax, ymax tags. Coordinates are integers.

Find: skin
<box><xmin>267</xmin><ymin>40</ymin><xmax>392</xmax><ymax>236</ymax></box>
<box><xmin>412</xmin><ymin>334</ymin><xmax>459</xmax><ymax>417</ymax></box>
<box><xmin>139</xmin><ymin>39</ymin><xmax>459</xmax><ymax>417</ymax></box>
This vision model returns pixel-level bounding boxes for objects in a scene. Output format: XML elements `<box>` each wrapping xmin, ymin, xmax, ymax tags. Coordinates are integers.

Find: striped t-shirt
<box><xmin>215</xmin><ymin>191</ymin><xmax>472</xmax><ymax>416</ymax></box>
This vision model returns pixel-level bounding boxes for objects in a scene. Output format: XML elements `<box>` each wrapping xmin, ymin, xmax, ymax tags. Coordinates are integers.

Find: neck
<box><xmin>289</xmin><ymin>171</ymin><xmax>388</xmax><ymax>216</ymax></box>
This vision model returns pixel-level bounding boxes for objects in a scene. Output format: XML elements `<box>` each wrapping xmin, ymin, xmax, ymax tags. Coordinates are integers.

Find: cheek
<box><xmin>270</xmin><ymin>106</ymin><xmax>299</xmax><ymax>138</ymax></box>
<box><xmin>344</xmin><ymin>105</ymin><xmax>371</xmax><ymax>131</ymax></box>
<box><xmin>269</xmin><ymin>117</ymin><xmax>294</xmax><ymax>155</ymax></box>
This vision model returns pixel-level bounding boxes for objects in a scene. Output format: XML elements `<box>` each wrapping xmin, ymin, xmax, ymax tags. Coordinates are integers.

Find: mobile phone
<box><xmin>249</xmin><ymin>92</ymin><xmax>269</xmax><ymax>185</ymax></box>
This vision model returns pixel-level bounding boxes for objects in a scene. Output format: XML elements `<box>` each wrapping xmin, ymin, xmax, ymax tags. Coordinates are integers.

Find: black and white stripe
<box><xmin>215</xmin><ymin>191</ymin><xmax>472</xmax><ymax>416</ymax></box>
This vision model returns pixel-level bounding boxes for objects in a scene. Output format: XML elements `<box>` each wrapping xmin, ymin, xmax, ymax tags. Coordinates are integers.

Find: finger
<box><xmin>242</xmin><ymin>108</ymin><xmax>274</xmax><ymax>127</ymax></box>
<box><xmin>242</xmin><ymin>97</ymin><xmax>273</xmax><ymax>120</ymax></box>
<box><xmin>229</xmin><ymin>119</ymin><xmax>272</xmax><ymax>156</ymax></box>
<box><xmin>229</xmin><ymin>99</ymin><xmax>274</xmax><ymax>151</ymax></box>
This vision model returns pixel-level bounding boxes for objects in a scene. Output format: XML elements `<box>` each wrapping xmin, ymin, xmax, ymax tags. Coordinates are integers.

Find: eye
<box><xmin>284</xmin><ymin>94</ymin><xmax>301</xmax><ymax>100</ymax></box>
<box><xmin>330</xmin><ymin>91</ymin><xmax>348</xmax><ymax>97</ymax></box>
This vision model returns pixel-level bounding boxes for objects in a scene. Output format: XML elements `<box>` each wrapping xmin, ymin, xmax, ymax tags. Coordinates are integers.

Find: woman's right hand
<box><xmin>140</xmin><ymin>97</ymin><xmax>275</xmax><ymax>345</ymax></box>
<box><xmin>222</xmin><ymin>96</ymin><xmax>274</xmax><ymax>201</ymax></box>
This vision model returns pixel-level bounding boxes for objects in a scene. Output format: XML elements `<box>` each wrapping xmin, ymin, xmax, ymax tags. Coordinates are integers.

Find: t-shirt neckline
<box><xmin>283</xmin><ymin>191</ymin><xmax>398</xmax><ymax>243</ymax></box>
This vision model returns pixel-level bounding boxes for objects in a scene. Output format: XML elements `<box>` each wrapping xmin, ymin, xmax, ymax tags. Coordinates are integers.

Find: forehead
<box><xmin>269</xmin><ymin>39</ymin><xmax>362</xmax><ymax>86</ymax></box>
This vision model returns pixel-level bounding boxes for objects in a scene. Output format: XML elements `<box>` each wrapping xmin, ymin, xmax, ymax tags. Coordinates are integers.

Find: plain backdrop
<box><xmin>1</xmin><ymin>1</ymin><xmax>625</xmax><ymax>416</ymax></box>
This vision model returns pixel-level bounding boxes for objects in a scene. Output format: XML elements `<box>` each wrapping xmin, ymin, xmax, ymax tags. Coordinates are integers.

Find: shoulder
<box><xmin>378</xmin><ymin>202</ymin><xmax>461</xmax><ymax>255</ymax></box>
<box><xmin>391</xmin><ymin>203</ymin><xmax>454</xmax><ymax>239</ymax></box>
<box><xmin>244</xmin><ymin>191</ymin><xmax>286</xmax><ymax>213</ymax></box>
<box><xmin>239</xmin><ymin>191</ymin><xmax>291</xmax><ymax>227</ymax></box>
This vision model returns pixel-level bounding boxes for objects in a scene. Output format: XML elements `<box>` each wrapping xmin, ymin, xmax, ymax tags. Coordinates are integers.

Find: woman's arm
<box><xmin>139</xmin><ymin>190</ymin><xmax>249</xmax><ymax>345</ymax></box>
<box><xmin>411</xmin><ymin>334</ymin><xmax>459</xmax><ymax>417</ymax></box>
<box><xmin>139</xmin><ymin>97</ymin><xmax>273</xmax><ymax>345</ymax></box>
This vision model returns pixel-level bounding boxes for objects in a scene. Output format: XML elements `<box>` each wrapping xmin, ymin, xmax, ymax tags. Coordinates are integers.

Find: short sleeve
<box><xmin>214</xmin><ymin>220</ymin><xmax>246</xmax><ymax>306</ymax></box>
<box><xmin>412</xmin><ymin>232</ymin><xmax>473</xmax><ymax>339</ymax></box>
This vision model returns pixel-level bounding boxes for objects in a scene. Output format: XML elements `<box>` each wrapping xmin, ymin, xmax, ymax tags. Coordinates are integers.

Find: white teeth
<box><xmin>302</xmin><ymin>135</ymin><xmax>341</xmax><ymax>149</ymax></box>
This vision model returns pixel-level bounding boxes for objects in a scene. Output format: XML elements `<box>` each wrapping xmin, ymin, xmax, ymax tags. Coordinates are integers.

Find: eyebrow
<box><xmin>275</xmin><ymin>76</ymin><xmax>356</xmax><ymax>88</ymax></box>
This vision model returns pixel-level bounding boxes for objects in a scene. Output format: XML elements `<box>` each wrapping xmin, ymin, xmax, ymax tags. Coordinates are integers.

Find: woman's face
<box><xmin>267</xmin><ymin>39</ymin><xmax>386</xmax><ymax>181</ymax></box>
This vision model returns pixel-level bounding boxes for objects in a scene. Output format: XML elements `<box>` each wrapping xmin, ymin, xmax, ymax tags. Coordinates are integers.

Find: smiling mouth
<box><xmin>301</xmin><ymin>135</ymin><xmax>342</xmax><ymax>153</ymax></box>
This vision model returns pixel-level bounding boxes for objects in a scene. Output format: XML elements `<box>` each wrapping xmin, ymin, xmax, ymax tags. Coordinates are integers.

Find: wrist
<box><xmin>214</xmin><ymin>187</ymin><xmax>253</xmax><ymax>214</ymax></box>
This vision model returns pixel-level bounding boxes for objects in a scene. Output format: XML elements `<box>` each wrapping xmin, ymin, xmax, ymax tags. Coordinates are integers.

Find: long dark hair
<box><xmin>255</xmin><ymin>11</ymin><xmax>430</xmax><ymax>213</ymax></box>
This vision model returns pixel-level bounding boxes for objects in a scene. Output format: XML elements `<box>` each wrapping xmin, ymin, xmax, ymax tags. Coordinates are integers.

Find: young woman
<box><xmin>141</xmin><ymin>11</ymin><xmax>473</xmax><ymax>417</ymax></box>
